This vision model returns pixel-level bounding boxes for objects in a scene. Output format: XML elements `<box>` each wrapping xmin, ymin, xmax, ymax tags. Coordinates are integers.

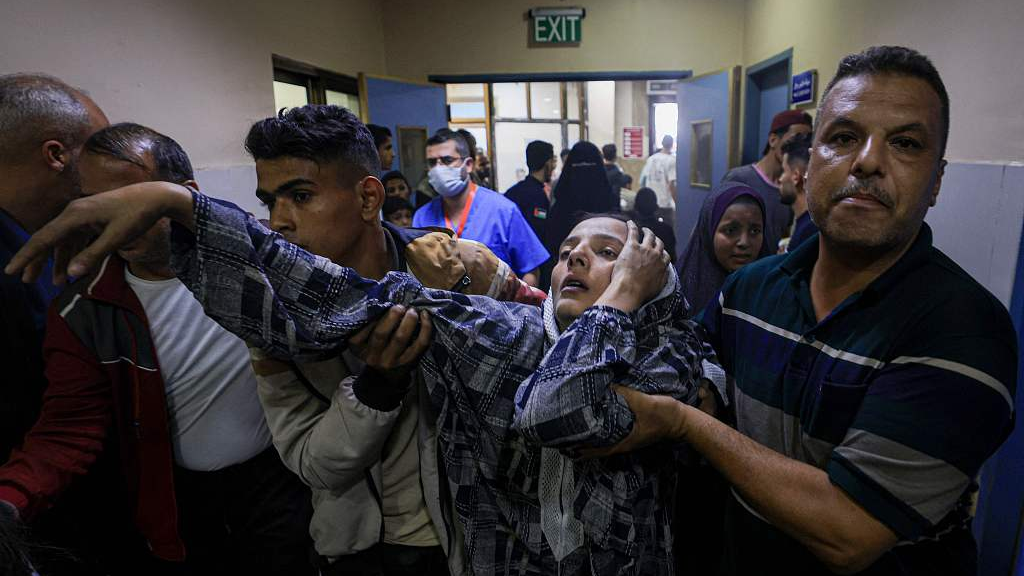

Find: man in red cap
<box><xmin>723</xmin><ymin>109</ymin><xmax>812</xmax><ymax>253</ymax></box>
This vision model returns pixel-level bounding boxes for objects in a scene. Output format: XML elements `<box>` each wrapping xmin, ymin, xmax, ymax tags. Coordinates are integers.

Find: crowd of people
<box><xmin>0</xmin><ymin>45</ymin><xmax>1017</xmax><ymax>576</ymax></box>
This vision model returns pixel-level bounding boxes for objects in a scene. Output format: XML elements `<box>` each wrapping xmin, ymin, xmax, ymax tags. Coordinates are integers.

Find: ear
<box><xmin>929</xmin><ymin>159</ymin><xmax>946</xmax><ymax>207</ymax></box>
<box><xmin>464</xmin><ymin>155</ymin><xmax>475</xmax><ymax>172</ymax></box>
<box><xmin>359</xmin><ymin>176</ymin><xmax>386</xmax><ymax>222</ymax></box>
<box><xmin>41</xmin><ymin>140</ymin><xmax>69</xmax><ymax>173</ymax></box>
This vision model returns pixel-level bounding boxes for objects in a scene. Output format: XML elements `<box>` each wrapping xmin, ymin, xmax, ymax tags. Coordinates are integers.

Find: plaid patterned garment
<box><xmin>170</xmin><ymin>192</ymin><xmax>708</xmax><ymax>576</ymax></box>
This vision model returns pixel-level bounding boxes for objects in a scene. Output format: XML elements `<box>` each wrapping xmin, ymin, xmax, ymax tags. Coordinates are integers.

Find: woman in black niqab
<box><xmin>544</xmin><ymin>141</ymin><xmax>619</xmax><ymax>261</ymax></box>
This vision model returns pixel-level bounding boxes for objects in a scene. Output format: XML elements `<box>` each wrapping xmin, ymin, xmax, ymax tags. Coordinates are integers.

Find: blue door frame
<box><xmin>975</xmin><ymin>221</ymin><xmax>1024</xmax><ymax>575</ymax></box>
<box><xmin>742</xmin><ymin>48</ymin><xmax>793</xmax><ymax>165</ymax></box>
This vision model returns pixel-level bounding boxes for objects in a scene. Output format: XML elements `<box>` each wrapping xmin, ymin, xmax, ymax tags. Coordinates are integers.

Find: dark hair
<box><xmin>381</xmin><ymin>170</ymin><xmax>410</xmax><ymax>187</ymax></box>
<box><xmin>84</xmin><ymin>122</ymin><xmax>194</xmax><ymax>183</ymax></box>
<box><xmin>781</xmin><ymin>132</ymin><xmax>812</xmax><ymax>168</ymax></box>
<box><xmin>245</xmin><ymin>105</ymin><xmax>380</xmax><ymax>187</ymax></box>
<box><xmin>601</xmin><ymin>143</ymin><xmax>617</xmax><ymax>162</ymax></box>
<box><xmin>526</xmin><ymin>140</ymin><xmax>555</xmax><ymax>172</ymax></box>
<box><xmin>571</xmin><ymin>211</ymin><xmax>632</xmax><ymax>228</ymax></box>
<box><xmin>382</xmin><ymin>195</ymin><xmax>414</xmax><ymax>217</ymax></box>
<box><xmin>661</xmin><ymin>134</ymin><xmax>674</xmax><ymax>149</ymax></box>
<box><xmin>634</xmin><ymin>187</ymin><xmax>659</xmax><ymax>216</ymax></box>
<box><xmin>366</xmin><ymin>124</ymin><xmax>392</xmax><ymax>149</ymax></box>
<box><xmin>0</xmin><ymin>73</ymin><xmax>93</xmax><ymax>160</ymax></box>
<box><xmin>427</xmin><ymin>128</ymin><xmax>470</xmax><ymax>159</ymax></box>
<box><xmin>822</xmin><ymin>45</ymin><xmax>950</xmax><ymax>157</ymax></box>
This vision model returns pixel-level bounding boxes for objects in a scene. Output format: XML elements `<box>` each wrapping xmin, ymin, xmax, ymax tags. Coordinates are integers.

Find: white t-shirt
<box><xmin>640</xmin><ymin>151</ymin><xmax>677</xmax><ymax>209</ymax></box>
<box><xmin>125</xmin><ymin>269</ymin><xmax>272</xmax><ymax>471</ymax></box>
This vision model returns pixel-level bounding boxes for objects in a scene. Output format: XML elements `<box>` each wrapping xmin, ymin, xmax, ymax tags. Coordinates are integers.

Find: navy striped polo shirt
<box><xmin>699</xmin><ymin>223</ymin><xmax>1017</xmax><ymax>574</ymax></box>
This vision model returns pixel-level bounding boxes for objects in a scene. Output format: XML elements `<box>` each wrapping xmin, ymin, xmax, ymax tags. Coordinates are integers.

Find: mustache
<box><xmin>832</xmin><ymin>181</ymin><xmax>894</xmax><ymax>208</ymax></box>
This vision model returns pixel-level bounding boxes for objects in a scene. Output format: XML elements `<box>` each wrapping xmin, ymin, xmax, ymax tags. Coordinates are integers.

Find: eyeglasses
<box><xmin>427</xmin><ymin>155</ymin><xmax>464</xmax><ymax>168</ymax></box>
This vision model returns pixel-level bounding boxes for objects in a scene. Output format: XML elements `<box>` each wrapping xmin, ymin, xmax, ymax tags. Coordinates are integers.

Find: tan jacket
<box><xmin>250</xmin><ymin>224</ymin><xmax>544</xmax><ymax>573</ymax></box>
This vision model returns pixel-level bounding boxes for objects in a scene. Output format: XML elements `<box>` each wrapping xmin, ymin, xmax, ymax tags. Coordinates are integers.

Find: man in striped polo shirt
<box><xmin>595</xmin><ymin>46</ymin><xmax>1017</xmax><ymax>575</ymax></box>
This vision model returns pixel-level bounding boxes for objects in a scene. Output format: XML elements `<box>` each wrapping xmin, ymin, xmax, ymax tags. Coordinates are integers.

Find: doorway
<box><xmin>432</xmin><ymin>71</ymin><xmax>691</xmax><ymax>196</ymax></box>
<box><xmin>742</xmin><ymin>49</ymin><xmax>792</xmax><ymax>165</ymax></box>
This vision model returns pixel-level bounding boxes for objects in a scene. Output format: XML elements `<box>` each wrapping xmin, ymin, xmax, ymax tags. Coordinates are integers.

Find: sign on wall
<box><xmin>791</xmin><ymin>70</ymin><xmax>817</xmax><ymax>105</ymax></box>
<box><xmin>622</xmin><ymin>126</ymin><xmax>644</xmax><ymax>158</ymax></box>
<box><xmin>529</xmin><ymin>7</ymin><xmax>585</xmax><ymax>45</ymax></box>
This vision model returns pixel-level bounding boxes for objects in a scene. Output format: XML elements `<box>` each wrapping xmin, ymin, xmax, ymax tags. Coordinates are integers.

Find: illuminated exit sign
<box><xmin>530</xmin><ymin>7</ymin><xmax>585</xmax><ymax>45</ymax></box>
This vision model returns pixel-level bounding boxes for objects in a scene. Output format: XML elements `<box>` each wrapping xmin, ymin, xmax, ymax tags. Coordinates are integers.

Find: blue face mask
<box><xmin>428</xmin><ymin>164</ymin><xmax>469</xmax><ymax>197</ymax></box>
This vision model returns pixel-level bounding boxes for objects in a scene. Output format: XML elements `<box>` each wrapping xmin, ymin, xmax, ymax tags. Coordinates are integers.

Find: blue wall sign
<box><xmin>791</xmin><ymin>70</ymin><xmax>817</xmax><ymax>105</ymax></box>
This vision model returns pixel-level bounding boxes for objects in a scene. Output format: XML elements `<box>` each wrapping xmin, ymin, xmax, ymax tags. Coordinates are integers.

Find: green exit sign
<box><xmin>530</xmin><ymin>7</ymin><xmax>585</xmax><ymax>45</ymax></box>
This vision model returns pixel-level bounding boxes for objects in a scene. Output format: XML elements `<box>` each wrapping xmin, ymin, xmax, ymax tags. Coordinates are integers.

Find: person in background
<box><xmin>601</xmin><ymin>143</ymin><xmax>631</xmax><ymax>207</ymax></box>
<box><xmin>778</xmin><ymin>132</ymin><xmax>818</xmax><ymax>252</ymax></box>
<box><xmin>0</xmin><ymin>73</ymin><xmax>134</xmax><ymax>576</ymax></box>
<box><xmin>414</xmin><ymin>128</ymin><xmax>548</xmax><ymax>287</ymax></box>
<box><xmin>677</xmin><ymin>182</ymin><xmax>770</xmax><ymax>316</ymax></box>
<box><xmin>550</xmin><ymin>147</ymin><xmax>570</xmax><ymax>190</ymax></box>
<box><xmin>631</xmin><ymin>187</ymin><xmax>675</xmax><ymax>263</ymax></box>
<box><xmin>545</xmin><ymin>141</ymin><xmax>619</xmax><ymax>275</ymax></box>
<box><xmin>1</xmin><ymin>123</ymin><xmax>316</xmax><ymax>576</ymax></box>
<box><xmin>723</xmin><ymin>109</ymin><xmax>812</xmax><ymax>253</ymax></box>
<box><xmin>639</xmin><ymin>135</ymin><xmax>677</xmax><ymax>219</ymax></box>
<box><xmin>474</xmin><ymin>149</ymin><xmax>493</xmax><ymax>189</ymax></box>
<box><xmin>382</xmin><ymin>170</ymin><xmax>428</xmax><ymax>210</ymax></box>
<box><xmin>382</xmin><ymin>195</ymin><xmax>414</xmax><ymax>228</ymax></box>
<box><xmin>367</xmin><ymin>124</ymin><xmax>394</xmax><ymax>171</ymax></box>
<box><xmin>505</xmin><ymin>140</ymin><xmax>556</xmax><ymax>288</ymax></box>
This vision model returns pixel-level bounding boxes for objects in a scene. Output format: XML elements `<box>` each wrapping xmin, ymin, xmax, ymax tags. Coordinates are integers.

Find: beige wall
<box><xmin>0</xmin><ymin>0</ymin><xmax>387</xmax><ymax>170</ymax></box>
<box><xmin>382</xmin><ymin>0</ymin><xmax>746</xmax><ymax>80</ymax></box>
<box><xmin>743</xmin><ymin>0</ymin><xmax>1024</xmax><ymax>163</ymax></box>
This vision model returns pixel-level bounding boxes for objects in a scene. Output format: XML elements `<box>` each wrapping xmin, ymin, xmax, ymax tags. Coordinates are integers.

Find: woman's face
<box><xmin>713</xmin><ymin>200</ymin><xmax>764</xmax><ymax>272</ymax></box>
<box><xmin>384</xmin><ymin>178</ymin><xmax>410</xmax><ymax>200</ymax></box>
<box><xmin>550</xmin><ymin>217</ymin><xmax>628</xmax><ymax>330</ymax></box>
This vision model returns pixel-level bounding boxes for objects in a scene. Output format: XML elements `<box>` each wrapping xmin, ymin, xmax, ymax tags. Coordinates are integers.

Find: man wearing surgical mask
<box><xmin>413</xmin><ymin>129</ymin><xmax>548</xmax><ymax>287</ymax></box>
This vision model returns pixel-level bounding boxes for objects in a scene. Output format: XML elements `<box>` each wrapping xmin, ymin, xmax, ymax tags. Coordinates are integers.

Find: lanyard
<box><xmin>443</xmin><ymin>182</ymin><xmax>477</xmax><ymax>238</ymax></box>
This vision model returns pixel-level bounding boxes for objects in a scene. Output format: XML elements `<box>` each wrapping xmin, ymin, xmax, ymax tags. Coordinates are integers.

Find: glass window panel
<box><xmin>492</xmin><ymin>82</ymin><xmax>528</xmax><ymax>118</ymax></box>
<box><xmin>273</xmin><ymin>81</ymin><xmax>308</xmax><ymax>112</ymax></box>
<box><xmin>529</xmin><ymin>82</ymin><xmax>562</xmax><ymax>119</ymax></box>
<box><xmin>567</xmin><ymin>123</ymin><xmax>581</xmax><ymax>148</ymax></box>
<box><xmin>325</xmin><ymin>89</ymin><xmax>360</xmax><ymax>118</ymax></box>
<box><xmin>493</xmin><ymin>122</ymin><xmax>562</xmax><ymax>191</ymax></box>
<box><xmin>447</xmin><ymin>83</ymin><xmax>485</xmax><ymax>102</ymax></box>
<box><xmin>450</xmin><ymin>102</ymin><xmax>486</xmax><ymax>119</ymax></box>
<box><xmin>566</xmin><ymin>82</ymin><xmax>580</xmax><ymax>120</ymax></box>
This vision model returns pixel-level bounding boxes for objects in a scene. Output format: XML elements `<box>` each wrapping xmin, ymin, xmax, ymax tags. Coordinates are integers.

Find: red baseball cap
<box><xmin>770</xmin><ymin>110</ymin><xmax>813</xmax><ymax>134</ymax></box>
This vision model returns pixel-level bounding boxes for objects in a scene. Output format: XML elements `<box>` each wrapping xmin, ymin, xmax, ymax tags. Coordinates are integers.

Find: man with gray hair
<box><xmin>0</xmin><ymin>73</ymin><xmax>107</xmax><ymax>467</ymax></box>
<box><xmin>0</xmin><ymin>73</ymin><xmax>112</xmax><ymax>575</ymax></box>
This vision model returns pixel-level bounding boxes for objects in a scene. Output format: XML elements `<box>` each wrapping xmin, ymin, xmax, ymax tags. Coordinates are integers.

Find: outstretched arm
<box><xmin>5</xmin><ymin>183</ymin><xmax>420</xmax><ymax>358</ymax></box>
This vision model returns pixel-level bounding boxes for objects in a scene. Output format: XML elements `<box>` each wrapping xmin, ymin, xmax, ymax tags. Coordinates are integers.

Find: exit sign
<box><xmin>529</xmin><ymin>7</ymin><xmax>585</xmax><ymax>45</ymax></box>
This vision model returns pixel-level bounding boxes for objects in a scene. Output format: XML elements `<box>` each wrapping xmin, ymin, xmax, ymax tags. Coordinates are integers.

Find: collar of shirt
<box><xmin>780</xmin><ymin>223</ymin><xmax>936</xmax><ymax>318</ymax></box>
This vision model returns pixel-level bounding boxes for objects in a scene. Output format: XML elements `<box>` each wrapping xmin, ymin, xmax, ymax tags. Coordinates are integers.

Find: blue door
<box><xmin>675</xmin><ymin>66</ymin><xmax>740</xmax><ymax>251</ymax></box>
<box><xmin>360</xmin><ymin>74</ymin><xmax>449</xmax><ymax>179</ymax></box>
<box><xmin>742</xmin><ymin>49</ymin><xmax>793</xmax><ymax>165</ymax></box>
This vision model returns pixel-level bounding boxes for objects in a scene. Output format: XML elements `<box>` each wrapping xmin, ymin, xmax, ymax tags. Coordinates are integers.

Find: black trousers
<box><xmin>320</xmin><ymin>542</ymin><xmax>449</xmax><ymax>576</ymax></box>
<box><xmin>148</xmin><ymin>446</ymin><xmax>316</xmax><ymax>576</ymax></box>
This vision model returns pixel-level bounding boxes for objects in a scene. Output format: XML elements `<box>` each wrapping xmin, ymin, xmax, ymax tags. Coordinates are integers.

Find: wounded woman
<box><xmin>158</xmin><ymin>191</ymin><xmax>720</xmax><ymax>576</ymax></box>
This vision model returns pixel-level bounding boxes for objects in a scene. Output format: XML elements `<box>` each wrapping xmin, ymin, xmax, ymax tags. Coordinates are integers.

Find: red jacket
<box><xmin>0</xmin><ymin>256</ymin><xmax>185</xmax><ymax>560</ymax></box>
